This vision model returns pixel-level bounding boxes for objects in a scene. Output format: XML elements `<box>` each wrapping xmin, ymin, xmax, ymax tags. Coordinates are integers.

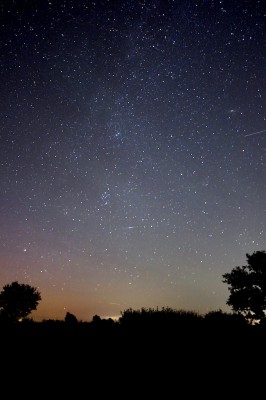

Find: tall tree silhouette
<box><xmin>0</xmin><ymin>281</ymin><xmax>41</xmax><ymax>322</ymax></box>
<box><xmin>223</xmin><ymin>251</ymin><xmax>266</xmax><ymax>323</ymax></box>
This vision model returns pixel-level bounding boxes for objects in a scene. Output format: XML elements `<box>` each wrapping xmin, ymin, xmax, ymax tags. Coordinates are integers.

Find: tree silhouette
<box><xmin>65</xmin><ymin>311</ymin><xmax>78</xmax><ymax>324</ymax></box>
<box><xmin>92</xmin><ymin>314</ymin><xmax>102</xmax><ymax>325</ymax></box>
<box><xmin>0</xmin><ymin>281</ymin><xmax>41</xmax><ymax>322</ymax></box>
<box><xmin>222</xmin><ymin>251</ymin><xmax>266</xmax><ymax>323</ymax></box>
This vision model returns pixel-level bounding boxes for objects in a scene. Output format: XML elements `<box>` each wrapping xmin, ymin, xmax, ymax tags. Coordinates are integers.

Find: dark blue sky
<box><xmin>0</xmin><ymin>0</ymin><xmax>265</xmax><ymax>321</ymax></box>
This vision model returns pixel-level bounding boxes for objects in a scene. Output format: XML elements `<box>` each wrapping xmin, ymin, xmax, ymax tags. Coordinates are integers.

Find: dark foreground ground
<box><xmin>1</xmin><ymin>318</ymin><xmax>265</xmax><ymax>396</ymax></box>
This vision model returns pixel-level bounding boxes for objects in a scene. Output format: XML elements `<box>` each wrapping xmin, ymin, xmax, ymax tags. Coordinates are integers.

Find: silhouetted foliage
<box><xmin>65</xmin><ymin>312</ymin><xmax>78</xmax><ymax>325</ymax></box>
<box><xmin>119</xmin><ymin>307</ymin><xmax>202</xmax><ymax>330</ymax></box>
<box><xmin>0</xmin><ymin>281</ymin><xmax>41</xmax><ymax>322</ymax></box>
<box><xmin>223</xmin><ymin>251</ymin><xmax>266</xmax><ymax>323</ymax></box>
<box><xmin>92</xmin><ymin>314</ymin><xmax>102</xmax><ymax>324</ymax></box>
<box><xmin>204</xmin><ymin>309</ymin><xmax>247</xmax><ymax>328</ymax></box>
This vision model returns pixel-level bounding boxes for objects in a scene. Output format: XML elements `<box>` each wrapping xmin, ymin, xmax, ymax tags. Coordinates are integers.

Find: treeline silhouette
<box><xmin>1</xmin><ymin>307</ymin><xmax>266</xmax><ymax>395</ymax></box>
<box><xmin>1</xmin><ymin>306</ymin><xmax>265</xmax><ymax>352</ymax></box>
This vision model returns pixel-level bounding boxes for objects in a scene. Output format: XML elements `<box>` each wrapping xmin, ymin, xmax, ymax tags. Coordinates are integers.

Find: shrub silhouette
<box><xmin>92</xmin><ymin>314</ymin><xmax>102</xmax><ymax>324</ymax></box>
<box><xmin>65</xmin><ymin>312</ymin><xmax>78</xmax><ymax>325</ymax></box>
<box><xmin>119</xmin><ymin>307</ymin><xmax>201</xmax><ymax>329</ymax></box>
<box><xmin>204</xmin><ymin>309</ymin><xmax>247</xmax><ymax>329</ymax></box>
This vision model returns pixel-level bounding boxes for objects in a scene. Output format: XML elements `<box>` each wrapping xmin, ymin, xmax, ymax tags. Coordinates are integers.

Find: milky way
<box><xmin>0</xmin><ymin>0</ymin><xmax>265</xmax><ymax>321</ymax></box>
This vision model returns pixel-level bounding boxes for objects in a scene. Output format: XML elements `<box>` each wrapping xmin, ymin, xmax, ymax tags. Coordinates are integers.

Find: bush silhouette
<box><xmin>65</xmin><ymin>312</ymin><xmax>78</xmax><ymax>325</ymax></box>
<box><xmin>119</xmin><ymin>307</ymin><xmax>201</xmax><ymax>330</ymax></box>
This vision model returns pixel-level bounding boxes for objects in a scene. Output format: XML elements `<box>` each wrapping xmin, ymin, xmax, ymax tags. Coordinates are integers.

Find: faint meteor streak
<box><xmin>245</xmin><ymin>129</ymin><xmax>266</xmax><ymax>137</ymax></box>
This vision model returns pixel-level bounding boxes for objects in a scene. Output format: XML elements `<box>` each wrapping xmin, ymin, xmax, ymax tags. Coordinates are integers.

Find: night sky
<box><xmin>0</xmin><ymin>0</ymin><xmax>265</xmax><ymax>321</ymax></box>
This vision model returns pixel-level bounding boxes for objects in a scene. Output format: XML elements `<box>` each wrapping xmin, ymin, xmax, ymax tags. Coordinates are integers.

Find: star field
<box><xmin>0</xmin><ymin>0</ymin><xmax>265</xmax><ymax>321</ymax></box>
